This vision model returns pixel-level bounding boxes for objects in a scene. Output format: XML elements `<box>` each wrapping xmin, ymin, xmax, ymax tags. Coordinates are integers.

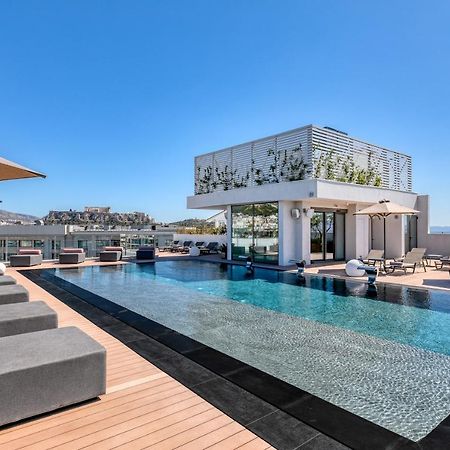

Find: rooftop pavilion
<box><xmin>187</xmin><ymin>125</ymin><xmax>448</xmax><ymax>265</ymax></box>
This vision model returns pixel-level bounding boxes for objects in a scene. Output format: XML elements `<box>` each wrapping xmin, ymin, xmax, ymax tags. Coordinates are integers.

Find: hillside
<box><xmin>0</xmin><ymin>210</ymin><xmax>39</xmax><ymax>224</ymax></box>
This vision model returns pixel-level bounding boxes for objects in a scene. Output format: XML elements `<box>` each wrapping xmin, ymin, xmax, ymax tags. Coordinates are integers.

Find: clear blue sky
<box><xmin>0</xmin><ymin>0</ymin><xmax>449</xmax><ymax>224</ymax></box>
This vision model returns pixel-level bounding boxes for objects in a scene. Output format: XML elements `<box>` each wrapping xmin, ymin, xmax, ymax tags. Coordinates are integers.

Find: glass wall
<box><xmin>231</xmin><ymin>203</ymin><xmax>278</xmax><ymax>264</ymax></box>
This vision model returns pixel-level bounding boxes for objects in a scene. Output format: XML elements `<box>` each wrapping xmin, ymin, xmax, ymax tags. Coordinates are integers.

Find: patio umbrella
<box><xmin>0</xmin><ymin>157</ymin><xmax>46</xmax><ymax>181</ymax></box>
<box><xmin>354</xmin><ymin>200</ymin><xmax>419</xmax><ymax>257</ymax></box>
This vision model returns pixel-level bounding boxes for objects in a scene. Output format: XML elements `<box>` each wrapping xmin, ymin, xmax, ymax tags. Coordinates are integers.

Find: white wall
<box><xmin>278</xmin><ymin>201</ymin><xmax>296</xmax><ymax>265</ymax></box>
<box><xmin>345</xmin><ymin>204</ymin><xmax>370</xmax><ymax>260</ymax></box>
<box><xmin>174</xmin><ymin>233</ymin><xmax>226</xmax><ymax>246</ymax></box>
<box><xmin>416</xmin><ymin>195</ymin><xmax>450</xmax><ymax>255</ymax></box>
<box><xmin>371</xmin><ymin>214</ymin><xmax>404</xmax><ymax>259</ymax></box>
<box><xmin>0</xmin><ymin>224</ymin><xmax>68</xmax><ymax>236</ymax></box>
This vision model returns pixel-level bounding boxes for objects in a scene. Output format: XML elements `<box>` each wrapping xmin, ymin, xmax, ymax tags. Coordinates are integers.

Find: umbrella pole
<box><xmin>370</xmin><ymin>216</ymin><xmax>373</xmax><ymax>250</ymax></box>
<box><xmin>383</xmin><ymin>216</ymin><xmax>387</xmax><ymax>259</ymax></box>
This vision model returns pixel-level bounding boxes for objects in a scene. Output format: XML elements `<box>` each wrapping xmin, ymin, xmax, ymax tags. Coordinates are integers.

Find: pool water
<box><xmin>55</xmin><ymin>260</ymin><xmax>450</xmax><ymax>441</ymax></box>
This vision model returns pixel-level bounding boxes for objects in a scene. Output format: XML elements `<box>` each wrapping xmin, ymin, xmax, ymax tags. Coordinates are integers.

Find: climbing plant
<box><xmin>196</xmin><ymin>166</ymin><xmax>213</xmax><ymax>194</ymax></box>
<box><xmin>195</xmin><ymin>144</ymin><xmax>312</xmax><ymax>193</ymax></box>
<box><xmin>313</xmin><ymin>146</ymin><xmax>382</xmax><ymax>187</ymax></box>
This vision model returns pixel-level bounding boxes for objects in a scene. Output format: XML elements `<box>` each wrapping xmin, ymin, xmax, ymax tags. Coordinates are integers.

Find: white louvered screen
<box><xmin>311</xmin><ymin>127</ymin><xmax>412</xmax><ymax>191</ymax></box>
<box><xmin>194</xmin><ymin>125</ymin><xmax>412</xmax><ymax>194</ymax></box>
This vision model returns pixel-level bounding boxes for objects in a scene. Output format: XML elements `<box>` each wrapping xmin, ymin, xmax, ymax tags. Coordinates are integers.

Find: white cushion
<box><xmin>0</xmin><ymin>263</ymin><xmax>6</xmax><ymax>275</ymax></box>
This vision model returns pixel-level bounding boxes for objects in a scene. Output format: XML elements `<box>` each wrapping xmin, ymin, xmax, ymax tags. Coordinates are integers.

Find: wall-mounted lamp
<box><xmin>291</xmin><ymin>208</ymin><xmax>301</xmax><ymax>220</ymax></box>
<box><xmin>303</xmin><ymin>208</ymin><xmax>315</xmax><ymax>219</ymax></box>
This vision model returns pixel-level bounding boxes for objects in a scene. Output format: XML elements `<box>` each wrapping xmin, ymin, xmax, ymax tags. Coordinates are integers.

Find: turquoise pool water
<box><xmin>59</xmin><ymin>260</ymin><xmax>449</xmax><ymax>355</ymax></box>
<box><xmin>54</xmin><ymin>260</ymin><xmax>450</xmax><ymax>440</ymax></box>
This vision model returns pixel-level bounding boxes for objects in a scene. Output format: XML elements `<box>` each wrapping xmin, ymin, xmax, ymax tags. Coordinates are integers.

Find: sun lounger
<box><xmin>0</xmin><ymin>284</ymin><xmax>29</xmax><ymax>305</ymax></box>
<box><xmin>59</xmin><ymin>248</ymin><xmax>86</xmax><ymax>264</ymax></box>
<box><xmin>0</xmin><ymin>275</ymin><xmax>17</xmax><ymax>286</ymax></box>
<box><xmin>386</xmin><ymin>251</ymin><xmax>425</xmax><ymax>274</ymax></box>
<box><xmin>394</xmin><ymin>247</ymin><xmax>426</xmax><ymax>262</ymax></box>
<box><xmin>199</xmin><ymin>242</ymin><xmax>219</xmax><ymax>254</ymax></box>
<box><xmin>159</xmin><ymin>241</ymin><xmax>176</xmax><ymax>252</ymax></box>
<box><xmin>252</xmin><ymin>246</ymin><xmax>266</xmax><ymax>255</ymax></box>
<box><xmin>360</xmin><ymin>249</ymin><xmax>384</xmax><ymax>266</ymax></box>
<box><xmin>0</xmin><ymin>301</ymin><xmax>57</xmax><ymax>337</ymax></box>
<box><xmin>9</xmin><ymin>249</ymin><xmax>43</xmax><ymax>267</ymax></box>
<box><xmin>99</xmin><ymin>246</ymin><xmax>124</xmax><ymax>262</ymax></box>
<box><xmin>179</xmin><ymin>241</ymin><xmax>193</xmax><ymax>253</ymax></box>
<box><xmin>168</xmin><ymin>240</ymin><xmax>180</xmax><ymax>252</ymax></box>
<box><xmin>434</xmin><ymin>256</ymin><xmax>450</xmax><ymax>270</ymax></box>
<box><xmin>0</xmin><ymin>326</ymin><xmax>106</xmax><ymax>426</ymax></box>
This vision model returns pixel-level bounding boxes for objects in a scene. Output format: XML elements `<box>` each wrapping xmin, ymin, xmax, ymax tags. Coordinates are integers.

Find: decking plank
<box><xmin>174</xmin><ymin>422</ymin><xmax>246</xmax><ymax>450</ymax></box>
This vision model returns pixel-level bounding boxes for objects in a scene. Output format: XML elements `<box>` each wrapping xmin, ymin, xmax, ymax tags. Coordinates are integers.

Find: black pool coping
<box><xmin>20</xmin><ymin>268</ymin><xmax>450</xmax><ymax>450</ymax></box>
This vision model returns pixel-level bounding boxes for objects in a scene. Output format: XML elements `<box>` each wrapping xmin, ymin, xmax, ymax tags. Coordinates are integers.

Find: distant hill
<box><xmin>0</xmin><ymin>210</ymin><xmax>39</xmax><ymax>224</ymax></box>
<box><xmin>430</xmin><ymin>226</ymin><xmax>450</xmax><ymax>234</ymax></box>
<box><xmin>170</xmin><ymin>218</ymin><xmax>207</xmax><ymax>227</ymax></box>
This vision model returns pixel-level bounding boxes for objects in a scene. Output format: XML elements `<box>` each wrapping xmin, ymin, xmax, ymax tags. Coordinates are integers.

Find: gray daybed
<box><xmin>99</xmin><ymin>246</ymin><xmax>124</xmax><ymax>262</ymax></box>
<box><xmin>9</xmin><ymin>249</ymin><xmax>43</xmax><ymax>267</ymax></box>
<box><xmin>59</xmin><ymin>248</ymin><xmax>86</xmax><ymax>264</ymax></box>
<box><xmin>0</xmin><ymin>275</ymin><xmax>17</xmax><ymax>286</ymax></box>
<box><xmin>0</xmin><ymin>284</ymin><xmax>29</xmax><ymax>305</ymax></box>
<box><xmin>0</xmin><ymin>326</ymin><xmax>106</xmax><ymax>426</ymax></box>
<box><xmin>0</xmin><ymin>301</ymin><xmax>57</xmax><ymax>337</ymax></box>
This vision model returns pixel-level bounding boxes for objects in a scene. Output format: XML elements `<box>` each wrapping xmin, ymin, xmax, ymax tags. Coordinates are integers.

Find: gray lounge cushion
<box><xmin>0</xmin><ymin>275</ymin><xmax>17</xmax><ymax>286</ymax></box>
<box><xmin>0</xmin><ymin>326</ymin><xmax>106</xmax><ymax>426</ymax></box>
<box><xmin>0</xmin><ymin>301</ymin><xmax>58</xmax><ymax>337</ymax></box>
<box><xmin>0</xmin><ymin>284</ymin><xmax>29</xmax><ymax>305</ymax></box>
<box><xmin>9</xmin><ymin>254</ymin><xmax>43</xmax><ymax>267</ymax></box>
<box><xmin>59</xmin><ymin>253</ymin><xmax>86</xmax><ymax>264</ymax></box>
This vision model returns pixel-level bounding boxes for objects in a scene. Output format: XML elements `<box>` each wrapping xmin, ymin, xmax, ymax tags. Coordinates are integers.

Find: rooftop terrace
<box><xmin>194</xmin><ymin>125</ymin><xmax>412</xmax><ymax>196</ymax></box>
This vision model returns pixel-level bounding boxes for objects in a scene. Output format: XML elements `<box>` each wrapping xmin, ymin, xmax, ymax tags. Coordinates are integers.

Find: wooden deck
<box><xmin>0</xmin><ymin>269</ymin><xmax>272</xmax><ymax>450</ymax></box>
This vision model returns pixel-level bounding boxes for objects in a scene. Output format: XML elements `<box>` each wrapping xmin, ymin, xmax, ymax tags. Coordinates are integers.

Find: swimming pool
<box><xmin>54</xmin><ymin>260</ymin><xmax>450</xmax><ymax>442</ymax></box>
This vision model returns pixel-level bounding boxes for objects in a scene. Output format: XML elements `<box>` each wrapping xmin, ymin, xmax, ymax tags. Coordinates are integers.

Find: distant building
<box><xmin>84</xmin><ymin>206</ymin><xmax>111</xmax><ymax>213</ymax></box>
<box><xmin>206</xmin><ymin>210</ymin><xmax>227</xmax><ymax>228</ymax></box>
<box><xmin>0</xmin><ymin>224</ymin><xmax>176</xmax><ymax>261</ymax></box>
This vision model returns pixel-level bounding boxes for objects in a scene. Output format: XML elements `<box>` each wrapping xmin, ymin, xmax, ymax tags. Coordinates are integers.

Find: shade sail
<box><xmin>0</xmin><ymin>157</ymin><xmax>46</xmax><ymax>181</ymax></box>
<box><xmin>354</xmin><ymin>200</ymin><xmax>418</xmax><ymax>217</ymax></box>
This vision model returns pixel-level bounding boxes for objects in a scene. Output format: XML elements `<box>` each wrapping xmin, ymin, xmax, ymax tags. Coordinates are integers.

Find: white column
<box><xmin>278</xmin><ymin>201</ymin><xmax>295</xmax><ymax>266</ymax></box>
<box><xmin>44</xmin><ymin>238</ymin><xmax>52</xmax><ymax>260</ymax></box>
<box><xmin>226</xmin><ymin>205</ymin><xmax>232</xmax><ymax>260</ymax></box>
<box><xmin>346</xmin><ymin>204</ymin><xmax>370</xmax><ymax>260</ymax></box>
<box><xmin>297</xmin><ymin>202</ymin><xmax>311</xmax><ymax>264</ymax></box>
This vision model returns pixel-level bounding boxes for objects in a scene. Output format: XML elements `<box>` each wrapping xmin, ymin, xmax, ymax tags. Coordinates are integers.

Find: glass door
<box><xmin>310</xmin><ymin>212</ymin><xmax>345</xmax><ymax>261</ymax></box>
<box><xmin>311</xmin><ymin>212</ymin><xmax>325</xmax><ymax>261</ymax></box>
<box><xmin>404</xmin><ymin>215</ymin><xmax>418</xmax><ymax>252</ymax></box>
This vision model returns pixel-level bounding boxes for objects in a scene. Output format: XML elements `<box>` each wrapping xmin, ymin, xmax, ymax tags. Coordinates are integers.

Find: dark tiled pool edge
<box><xmin>22</xmin><ymin>269</ymin><xmax>449</xmax><ymax>450</ymax></box>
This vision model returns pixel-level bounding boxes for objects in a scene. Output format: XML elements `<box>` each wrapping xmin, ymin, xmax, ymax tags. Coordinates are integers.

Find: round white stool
<box><xmin>189</xmin><ymin>246</ymin><xmax>200</xmax><ymax>257</ymax></box>
<box><xmin>345</xmin><ymin>259</ymin><xmax>366</xmax><ymax>277</ymax></box>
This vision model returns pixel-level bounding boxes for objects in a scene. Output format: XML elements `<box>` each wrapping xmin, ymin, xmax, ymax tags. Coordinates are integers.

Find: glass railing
<box><xmin>0</xmin><ymin>236</ymin><xmax>166</xmax><ymax>262</ymax></box>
